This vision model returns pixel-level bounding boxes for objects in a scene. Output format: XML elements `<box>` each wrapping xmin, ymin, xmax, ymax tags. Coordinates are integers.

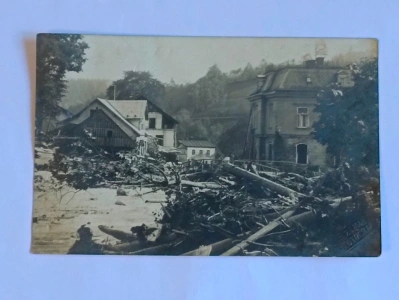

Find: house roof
<box><xmin>61</xmin><ymin>97</ymin><xmax>179</xmax><ymax>138</ymax></box>
<box><xmin>251</xmin><ymin>66</ymin><xmax>342</xmax><ymax>97</ymax></box>
<box><xmin>108</xmin><ymin>98</ymin><xmax>179</xmax><ymax>124</ymax></box>
<box><xmin>146</xmin><ymin>99</ymin><xmax>179</xmax><ymax>124</ymax></box>
<box><xmin>179</xmin><ymin>140</ymin><xmax>216</xmax><ymax>148</ymax></box>
<box><xmin>58</xmin><ymin>105</ymin><xmax>73</xmax><ymax>117</ymax></box>
<box><xmin>270</xmin><ymin>68</ymin><xmax>339</xmax><ymax>90</ymax></box>
<box><xmin>90</xmin><ymin>98</ymin><xmax>143</xmax><ymax>135</ymax></box>
<box><xmin>106</xmin><ymin>100</ymin><xmax>147</xmax><ymax>119</ymax></box>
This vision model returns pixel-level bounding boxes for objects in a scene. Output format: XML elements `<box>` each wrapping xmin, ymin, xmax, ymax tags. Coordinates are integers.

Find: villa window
<box><xmin>297</xmin><ymin>107</ymin><xmax>309</xmax><ymax>128</ymax></box>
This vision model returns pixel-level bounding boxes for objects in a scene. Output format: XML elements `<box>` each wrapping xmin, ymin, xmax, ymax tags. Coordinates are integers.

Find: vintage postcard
<box><xmin>32</xmin><ymin>35</ymin><xmax>380</xmax><ymax>256</ymax></box>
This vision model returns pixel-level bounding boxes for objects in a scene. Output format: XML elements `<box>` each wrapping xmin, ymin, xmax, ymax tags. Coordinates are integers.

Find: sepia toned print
<box><xmin>32</xmin><ymin>34</ymin><xmax>380</xmax><ymax>256</ymax></box>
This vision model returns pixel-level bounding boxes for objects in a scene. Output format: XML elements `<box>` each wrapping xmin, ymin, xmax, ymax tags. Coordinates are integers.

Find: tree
<box><xmin>36</xmin><ymin>34</ymin><xmax>89</xmax><ymax>134</ymax></box>
<box><xmin>217</xmin><ymin>118</ymin><xmax>248</xmax><ymax>156</ymax></box>
<box><xmin>240</xmin><ymin>63</ymin><xmax>255</xmax><ymax>80</ymax></box>
<box><xmin>164</xmin><ymin>81</ymin><xmax>191</xmax><ymax>114</ymax></box>
<box><xmin>106</xmin><ymin>71</ymin><xmax>165</xmax><ymax>105</ymax></box>
<box><xmin>312</xmin><ymin>58</ymin><xmax>378</xmax><ymax>168</ymax></box>
<box><xmin>188</xmin><ymin>64</ymin><xmax>227</xmax><ymax>111</ymax></box>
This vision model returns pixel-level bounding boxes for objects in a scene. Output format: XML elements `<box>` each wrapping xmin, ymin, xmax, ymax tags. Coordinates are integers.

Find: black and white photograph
<box><xmin>32</xmin><ymin>34</ymin><xmax>380</xmax><ymax>256</ymax></box>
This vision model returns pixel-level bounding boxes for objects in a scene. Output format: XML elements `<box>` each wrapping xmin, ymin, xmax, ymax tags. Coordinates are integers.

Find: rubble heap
<box><xmin>35</xmin><ymin>137</ymin><xmax>381</xmax><ymax>257</ymax></box>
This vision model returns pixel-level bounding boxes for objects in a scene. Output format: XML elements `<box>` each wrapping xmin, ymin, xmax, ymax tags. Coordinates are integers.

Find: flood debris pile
<box><xmin>42</xmin><ymin>138</ymin><xmax>176</xmax><ymax>191</ymax></box>
<box><xmin>36</xmin><ymin>136</ymin><xmax>380</xmax><ymax>256</ymax></box>
<box><xmin>152</xmin><ymin>163</ymin><xmax>380</xmax><ymax>256</ymax></box>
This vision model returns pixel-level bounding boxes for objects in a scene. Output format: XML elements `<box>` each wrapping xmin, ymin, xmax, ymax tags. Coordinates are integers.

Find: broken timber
<box><xmin>180</xmin><ymin>180</ymin><xmax>223</xmax><ymax>189</ymax></box>
<box><xmin>223</xmin><ymin>163</ymin><xmax>303</xmax><ymax>197</ymax></box>
<box><xmin>98</xmin><ymin>225</ymin><xmax>134</xmax><ymax>242</ymax></box>
<box><xmin>221</xmin><ymin>207</ymin><xmax>298</xmax><ymax>256</ymax></box>
<box><xmin>221</xmin><ymin>196</ymin><xmax>353</xmax><ymax>256</ymax></box>
<box><xmin>182</xmin><ymin>230</ymin><xmax>253</xmax><ymax>256</ymax></box>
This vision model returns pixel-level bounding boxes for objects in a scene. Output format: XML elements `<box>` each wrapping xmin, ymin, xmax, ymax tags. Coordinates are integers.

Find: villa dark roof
<box><xmin>178</xmin><ymin>140</ymin><xmax>216</xmax><ymax>148</ymax></box>
<box><xmin>251</xmin><ymin>65</ymin><xmax>343</xmax><ymax>96</ymax></box>
<box><xmin>270</xmin><ymin>68</ymin><xmax>339</xmax><ymax>90</ymax></box>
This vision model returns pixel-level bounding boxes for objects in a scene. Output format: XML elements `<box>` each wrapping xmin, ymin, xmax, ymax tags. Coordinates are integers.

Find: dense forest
<box><xmin>61</xmin><ymin>49</ymin><xmax>374</xmax><ymax>156</ymax></box>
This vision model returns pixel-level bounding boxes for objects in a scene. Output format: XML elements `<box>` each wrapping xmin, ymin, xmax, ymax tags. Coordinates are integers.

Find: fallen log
<box><xmin>209</xmin><ymin>224</ymin><xmax>236</xmax><ymax>238</ymax></box>
<box><xmin>180</xmin><ymin>180</ymin><xmax>223</xmax><ymax>189</ymax></box>
<box><xmin>258</xmin><ymin>171</ymin><xmax>279</xmax><ymax>179</ymax></box>
<box><xmin>102</xmin><ymin>240</ymin><xmax>151</xmax><ymax>253</ymax></box>
<box><xmin>249</xmin><ymin>241</ymin><xmax>322</xmax><ymax>248</ymax></box>
<box><xmin>181</xmin><ymin>171</ymin><xmax>212</xmax><ymax>178</ymax></box>
<box><xmin>183</xmin><ymin>245</ymin><xmax>213</xmax><ymax>256</ymax></box>
<box><xmin>145</xmin><ymin>200</ymin><xmax>167</xmax><ymax>203</ymax></box>
<box><xmin>181</xmin><ymin>230</ymin><xmax>254</xmax><ymax>256</ymax></box>
<box><xmin>255</xmin><ymin>196</ymin><xmax>353</xmax><ymax>245</ymax></box>
<box><xmin>221</xmin><ymin>207</ymin><xmax>298</xmax><ymax>256</ymax></box>
<box><xmin>261</xmin><ymin>196</ymin><xmax>352</xmax><ymax>221</ymax></box>
<box><xmin>287</xmin><ymin>173</ymin><xmax>312</xmax><ymax>184</ymax></box>
<box><xmin>129</xmin><ymin>242</ymin><xmax>175</xmax><ymax>255</ymax></box>
<box><xmin>218</xmin><ymin>177</ymin><xmax>237</xmax><ymax>186</ymax></box>
<box><xmin>223</xmin><ymin>163</ymin><xmax>302</xmax><ymax>197</ymax></box>
<box><xmin>98</xmin><ymin>225</ymin><xmax>134</xmax><ymax>242</ymax></box>
<box><xmin>182</xmin><ymin>238</ymin><xmax>236</xmax><ymax>256</ymax></box>
<box><xmin>161</xmin><ymin>203</ymin><xmax>173</xmax><ymax>219</ymax></box>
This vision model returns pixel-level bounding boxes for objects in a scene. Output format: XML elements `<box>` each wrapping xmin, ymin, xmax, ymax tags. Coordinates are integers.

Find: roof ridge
<box><xmin>96</xmin><ymin>98</ymin><xmax>142</xmax><ymax>136</ymax></box>
<box><xmin>178</xmin><ymin>139</ymin><xmax>216</xmax><ymax>147</ymax></box>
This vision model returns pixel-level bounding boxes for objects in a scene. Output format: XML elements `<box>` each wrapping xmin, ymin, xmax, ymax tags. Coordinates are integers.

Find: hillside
<box><xmin>193</xmin><ymin>79</ymin><xmax>257</xmax><ymax>119</ymax></box>
<box><xmin>61</xmin><ymin>79</ymin><xmax>111</xmax><ymax>114</ymax></box>
<box><xmin>186</xmin><ymin>79</ymin><xmax>257</xmax><ymax>156</ymax></box>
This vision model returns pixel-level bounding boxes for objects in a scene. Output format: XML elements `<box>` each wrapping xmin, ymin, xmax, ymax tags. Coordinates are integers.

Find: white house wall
<box><xmin>127</xmin><ymin>118</ymin><xmax>142</xmax><ymax>130</ymax></box>
<box><xmin>163</xmin><ymin>130</ymin><xmax>175</xmax><ymax>148</ymax></box>
<box><xmin>148</xmin><ymin>112</ymin><xmax>163</xmax><ymax>129</ymax></box>
<box><xmin>146</xmin><ymin>129</ymin><xmax>176</xmax><ymax>148</ymax></box>
<box><xmin>186</xmin><ymin>147</ymin><xmax>215</xmax><ymax>160</ymax></box>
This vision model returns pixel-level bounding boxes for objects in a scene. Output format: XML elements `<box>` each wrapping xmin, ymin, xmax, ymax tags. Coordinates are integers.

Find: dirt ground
<box><xmin>31</xmin><ymin>171</ymin><xmax>164</xmax><ymax>254</ymax></box>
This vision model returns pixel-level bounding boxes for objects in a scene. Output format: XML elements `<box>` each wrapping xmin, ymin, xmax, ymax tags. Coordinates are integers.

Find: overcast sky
<box><xmin>66</xmin><ymin>35</ymin><xmax>376</xmax><ymax>84</ymax></box>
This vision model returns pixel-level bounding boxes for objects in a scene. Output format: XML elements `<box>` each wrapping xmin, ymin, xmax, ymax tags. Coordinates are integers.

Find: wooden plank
<box><xmin>223</xmin><ymin>163</ymin><xmax>302</xmax><ymax>197</ymax></box>
<box><xmin>180</xmin><ymin>180</ymin><xmax>223</xmax><ymax>189</ymax></box>
<box><xmin>222</xmin><ymin>196</ymin><xmax>353</xmax><ymax>256</ymax></box>
<box><xmin>221</xmin><ymin>207</ymin><xmax>297</xmax><ymax>256</ymax></box>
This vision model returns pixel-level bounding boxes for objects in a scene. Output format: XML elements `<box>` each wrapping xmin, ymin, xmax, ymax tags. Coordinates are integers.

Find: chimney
<box><xmin>305</xmin><ymin>59</ymin><xmax>317</xmax><ymax>68</ymax></box>
<box><xmin>315</xmin><ymin>56</ymin><xmax>324</xmax><ymax>67</ymax></box>
<box><xmin>257</xmin><ymin>74</ymin><xmax>266</xmax><ymax>89</ymax></box>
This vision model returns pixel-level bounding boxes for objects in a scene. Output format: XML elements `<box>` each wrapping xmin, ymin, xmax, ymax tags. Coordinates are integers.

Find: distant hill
<box><xmin>187</xmin><ymin>79</ymin><xmax>257</xmax><ymax>156</ymax></box>
<box><xmin>61</xmin><ymin>79</ymin><xmax>111</xmax><ymax>114</ymax></box>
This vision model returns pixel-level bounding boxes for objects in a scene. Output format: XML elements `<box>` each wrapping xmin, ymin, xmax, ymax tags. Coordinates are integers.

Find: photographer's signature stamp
<box><xmin>338</xmin><ymin>219</ymin><xmax>373</xmax><ymax>250</ymax></box>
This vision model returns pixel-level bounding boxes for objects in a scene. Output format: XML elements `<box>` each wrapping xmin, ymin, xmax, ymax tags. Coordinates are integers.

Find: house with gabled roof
<box><xmin>57</xmin><ymin>98</ymin><xmax>179</xmax><ymax>150</ymax></box>
<box><xmin>244</xmin><ymin>58</ymin><xmax>353</xmax><ymax>167</ymax></box>
<box><xmin>177</xmin><ymin>140</ymin><xmax>216</xmax><ymax>162</ymax></box>
<box><xmin>40</xmin><ymin>105</ymin><xmax>74</xmax><ymax>134</ymax></box>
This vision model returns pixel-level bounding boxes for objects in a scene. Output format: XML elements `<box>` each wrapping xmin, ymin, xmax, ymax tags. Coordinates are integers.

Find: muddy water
<box><xmin>31</xmin><ymin>185</ymin><xmax>164</xmax><ymax>254</ymax></box>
